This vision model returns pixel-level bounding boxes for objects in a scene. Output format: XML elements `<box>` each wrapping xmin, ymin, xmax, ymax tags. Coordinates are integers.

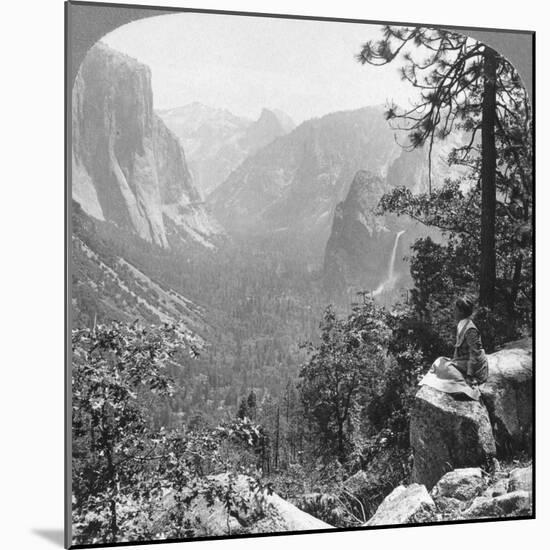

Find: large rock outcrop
<box><xmin>410</xmin><ymin>385</ymin><xmax>496</xmax><ymax>489</ymax></box>
<box><xmin>322</xmin><ymin>170</ymin><xmax>447</xmax><ymax>299</ymax></box>
<box><xmin>410</xmin><ymin>340</ymin><xmax>532</xmax><ymax>488</ymax></box>
<box><xmin>72</xmin><ymin>42</ymin><xmax>223</xmax><ymax>251</ymax></box>
<box><xmin>481</xmin><ymin>340</ymin><xmax>533</xmax><ymax>456</ymax></box>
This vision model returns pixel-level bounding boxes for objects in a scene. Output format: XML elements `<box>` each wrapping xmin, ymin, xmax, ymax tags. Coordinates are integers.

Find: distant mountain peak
<box><xmin>158</xmin><ymin>104</ymin><xmax>295</xmax><ymax>197</ymax></box>
<box><xmin>258</xmin><ymin>108</ymin><xmax>295</xmax><ymax>134</ymax></box>
<box><xmin>255</xmin><ymin>108</ymin><xmax>280</xmax><ymax>123</ymax></box>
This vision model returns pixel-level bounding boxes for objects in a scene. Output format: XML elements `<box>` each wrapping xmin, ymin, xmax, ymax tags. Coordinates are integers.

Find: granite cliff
<box><xmin>323</xmin><ymin>171</ymin><xmax>406</xmax><ymax>295</ymax></box>
<box><xmin>72</xmin><ymin>42</ymin><xmax>222</xmax><ymax>251</ymax></box>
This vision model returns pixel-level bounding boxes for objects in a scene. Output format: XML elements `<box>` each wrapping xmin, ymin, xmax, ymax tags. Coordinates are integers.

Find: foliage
<box><xmin>72</xmin><ymin>321</ymin><xmax>273</xmax><ymax>545</ymax></box>
<box><xmin>357</xmin><ymin>26</ymin><xmax>529</xmax><ymax>189</ymax></box>
<box><xmin>298</xmin><ymin>299</ymin><xmax>391</xmax><ymax>461</ymax></box>
<box><xmin>237</xmin><ymin>390</ymin><xmax>258</xmax><ymax>420</ymax></box>
<box><xmin>378</xmin><ymin>177</ymin><xmax>532</xmax><ymax>349</ymax></box>
<box><xmin>73</xmin><ymin>204</ymin><xmax>325</xmax><ymax>424</ymax></box>
<box><xmin>72</xmin><ymin>321</ymin><xmax>189</xmax><ymax>543</ymax></box>
<box><xmin>362</xmin><ymin>24</ymin><xmax>532</xmax><ymax>348</ymax></box>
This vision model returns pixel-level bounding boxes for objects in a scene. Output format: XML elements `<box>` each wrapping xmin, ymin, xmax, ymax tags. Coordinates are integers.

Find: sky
<box><xmin>103</xmin><ymin>12</ymin><xmax>418</xmax><ymax>125</ymax></box>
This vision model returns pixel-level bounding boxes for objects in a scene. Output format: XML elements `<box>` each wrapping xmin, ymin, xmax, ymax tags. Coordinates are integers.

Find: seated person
<box><xmin>419</xmin><ymin>296</ymin><xmax>489</xmax><ymax>400</ymax></box>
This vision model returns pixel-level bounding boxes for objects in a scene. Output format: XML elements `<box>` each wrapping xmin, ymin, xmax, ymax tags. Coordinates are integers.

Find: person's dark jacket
<box><xmin>452</xmin><ymin>318</ymin><xmax>489</xmax><ymax>384</ymax></box>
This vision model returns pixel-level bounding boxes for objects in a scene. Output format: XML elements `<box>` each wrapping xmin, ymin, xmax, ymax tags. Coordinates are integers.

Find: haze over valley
<box><xmin>71</xmin><ymin>39</ymin><xmax>462</xmax><ymax>413</ymax></box>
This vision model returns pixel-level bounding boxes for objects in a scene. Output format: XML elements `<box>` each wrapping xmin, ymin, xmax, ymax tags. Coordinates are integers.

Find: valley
<box><xmin>71</xmin><ymin>41</ymin><xmax>459</xmax><ymax>422</ymax></box>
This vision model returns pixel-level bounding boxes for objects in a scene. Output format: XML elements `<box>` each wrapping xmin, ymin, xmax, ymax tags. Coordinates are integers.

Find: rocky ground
<box><xmin>366</xmin><ymin>463</ymin><xmax>532</xmax><ymax>526</ymax></box>
<box><xmin>364</xmin><ymin>338</ymin><xmax>533</xmax><ymax>527</ymax></box>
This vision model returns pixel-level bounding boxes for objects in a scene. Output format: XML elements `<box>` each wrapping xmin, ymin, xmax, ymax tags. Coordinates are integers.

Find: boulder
<box><xmin>498</xmin><ymin>338</ymin><xmax>532</xmax><ymax>351</ymax></box>
<box><xmin>481</xmin><ymin>341</ymin><xmax>532</xmax><ymax>456</ymax></box>
<box><xmin>157</xmin><ymin>474</ymin><xmax>332</xmax><ymax>536</ymax></box>
<box><xmin>250</xmin><ymin>490</ymin><xmax>335</xmax><ymax>533</ymax></box>
<box><xmin>365</xmin><ymin>484</ymin><xmax>436</xmax><ymax>526</ymax></box>
<box><xmin>508</xmin><ymin>466</ymin><xmax>533</xmax><ymax>492</ymax></box>
<box><xmin>463</xmin><ymin>490</ymin><xmax>532</xmax><ymax>519</ymax></box>
<box><xmin>410</xmin><ymin>386</ymin><xmax>496</xmax><ymax>489</ymax></box>
<box><xmin>431</xmin><ymin>468</ymin><xmax>485</xmax><ymax>501</ymax></box>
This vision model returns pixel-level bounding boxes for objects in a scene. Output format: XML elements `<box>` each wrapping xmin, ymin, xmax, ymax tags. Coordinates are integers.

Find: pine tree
<box><xmin>358</xmin><ymin>26</ymin><xmax>530</xmax><ymax>309</ymax></box>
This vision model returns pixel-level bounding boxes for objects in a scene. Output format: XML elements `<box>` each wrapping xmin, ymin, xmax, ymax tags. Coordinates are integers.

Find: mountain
<box><xmin>209</xmin><ymin>105</ymin><xmax>465</xmax><ymax>270</ymax></box>
<box><xmin>72</xmin><ymin>42</ymin><xmax>223</xmax><ymax>252</ymax></box>
<box><xmin>323</xmin><ymin>171</ymin><xmax>402</xmax><ymax>293</ymax></box>
<box><xmin>322</xmin><ymin>170</ymin><xmax>435</xmax><ymax>300</ymax></box>
<box><xmin>386</xmin><ymin>132</ymin><xmax>468</xmax><ymax>193</ymax></box>
<box><xmin>323</xmin><ymin>138</ymin><xmax>466</xmax><ymax>297</ymax></box>
<box><xmin>208</xmin><ymin>106</ymin><xmax>406</xmax><ymax>265</ymax></box>
<box><xmin>71</xmin><ymin>202</ymin><xmax>207</xmax><ymax>345</ymax></box>
<box><xmin>240</xmin><ymin>108</ymin><xmax>296</xmax><ymax>152</ymax></box>
<box><xmin>157</xmin><ymin>104</ymin><xmax>295</xmax><ymax>197</ymax></box>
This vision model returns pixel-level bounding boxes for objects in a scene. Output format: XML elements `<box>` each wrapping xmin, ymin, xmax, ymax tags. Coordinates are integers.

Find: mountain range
<box><xmin>69</xmin><ymin>40</ymin><xmax>473</xmax><ymax>424</ymax></box>
<box><xmin>208</xmin><ymin>106</ymin><xmax>463</xmax><ymax>271</ymax></box>
<box><xmin>71</xmin><ymin>41</ymin><xmax>466</xmax><ymax>327</ymax></box>
<box><xmin>158</xmin><ymin>103</ymin><xmax>295</xmax><ymax>198</ymax></box>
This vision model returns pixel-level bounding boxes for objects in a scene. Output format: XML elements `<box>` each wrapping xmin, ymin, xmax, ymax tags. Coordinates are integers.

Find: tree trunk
<box><xmin>510</xmin><ymin>255</ymin><xmax>523</xmax><ymax>310</ymax></box>
<box><xmin>274</xmin><ymin>406</ymin><xmax>280</xmax><ymax>470</ymax></box>
<box><xmin>337</xmin><ymin>419</ymin><xmax>344</xmax><ymax>461</ymax></box>
<box><xmin>109</xmin><ymin>498</ymin><xmax>117</xmax><ymax>543</ymax></box>
<box><xmin>479</xmin><ymin>46</ymin><xmax>498</xmax><ymax>309</ymax></box>
<box><xmin>106</xmin><ymin>447</ymin><xmax>118</xmax><ymax>543</ymax></box>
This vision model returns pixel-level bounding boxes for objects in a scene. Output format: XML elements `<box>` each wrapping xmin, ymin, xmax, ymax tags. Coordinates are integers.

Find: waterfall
<box><xmin>373</xmin><ymin>230</ymin><xmax>405</xmax><ymax>296</ymax></box>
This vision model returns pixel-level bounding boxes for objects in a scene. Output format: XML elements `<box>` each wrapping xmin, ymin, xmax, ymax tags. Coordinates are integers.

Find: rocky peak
<box><xmin>342</xmin><ymin>170</ymin><xmax>387</xmax><ymax>217</ymax></box>
<box><xmin>271</xmin><ymin>109</ymin><xmax>296</xmax><ymax>134</ymax></box>
<box><xmin>158</xmin><ymin>103</ymin><xmax>251</xmax><ymax>139</ymax></box>
<box><xmin>157</xmin><ymin>104</ymin><xmax>294</xmax><ymax>198</ymax></box>
<box><xmin>323</xmin><ymin>170</ymin><xmax>405</xmax><ymax>295</ymax></box>
<box><xmin>239</xmin><ymin>108</ymin><xmax>295</xmax><ymax>152</ymax></box>
<box><xmin>72</xmin><ymin>42</ymin><xmax>222</xmax><ymax>250</ymax></box>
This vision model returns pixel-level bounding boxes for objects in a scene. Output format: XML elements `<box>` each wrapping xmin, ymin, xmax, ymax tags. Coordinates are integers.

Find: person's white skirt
<box><xmin>418</xmin><ymin>356</ymin><xmax>481</xmax><ymax>400</ymax></box>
